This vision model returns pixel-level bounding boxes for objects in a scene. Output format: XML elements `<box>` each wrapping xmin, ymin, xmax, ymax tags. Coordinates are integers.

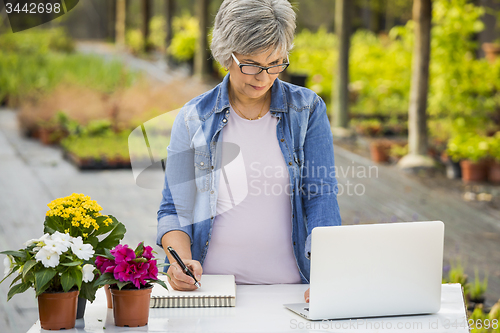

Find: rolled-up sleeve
<box><xmin>156</xmin><ymin>108</ymin><xmax>196</xmax><ymax>247</ymax></box>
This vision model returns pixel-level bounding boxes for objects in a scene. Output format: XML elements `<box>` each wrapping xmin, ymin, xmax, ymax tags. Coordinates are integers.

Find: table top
<box><xmin>29</xmin><ymin>283</ymin><xmax>469</xmax><ymax>333</ymax></box>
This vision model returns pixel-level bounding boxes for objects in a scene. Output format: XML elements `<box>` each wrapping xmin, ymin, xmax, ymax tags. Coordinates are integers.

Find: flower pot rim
<box><xmin>38</xmin><ymin>289</ymin><xmax>79</xmax><ymax>296</ymax></box>
<box><xmin>109</xmin><ymin>283</ymin><xmax>154</xmax><ymax>291</ymax></box>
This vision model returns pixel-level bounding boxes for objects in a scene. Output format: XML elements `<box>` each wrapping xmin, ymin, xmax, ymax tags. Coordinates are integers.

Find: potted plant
<box><xmin>1</xmin><ymin>232</ymin><xmax>97</xmax><ymax>330</ymax></box>
<box><xmin>469</xmin><ymin>268</ymin><xmax>488</xmax><ymax>307</ymax></box>
<box><xmin>43</xmin><ymin>193</ymin><xmax>127</xmax><ymax>316</ymax></box>
<box><xmin>447</xmin><ymin>133</ymin><xmax>490</xmax><ymax>183</ymax></box>
<box><xmin>443</xmin><ymin>258</ymin><xmax>470</xmax><ymax>298</ymax></box>
<box><xmin>369</xmin><ymin>139</ymin><xmax>393</xmax><ymax>163</ymax></box>
<box><xmin>388</xmin><ymin>142</ymin><xmax>408</xmax><ymax>164</ymax></box>
<box><xmin>94</xmin><ymin>242</ymin><xmax>169</xmax><ymax>327</ymax></box>
<box><xmin>488</xmin><ymin>132</ymin><xmax>500</xmax><ymax>183</ymax></box>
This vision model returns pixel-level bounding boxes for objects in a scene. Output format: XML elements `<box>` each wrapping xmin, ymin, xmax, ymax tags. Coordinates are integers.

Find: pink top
<box><xmin>202</xmin><ymin>105</ymin><xmax>302</xmax><ymax>284</ymax></box>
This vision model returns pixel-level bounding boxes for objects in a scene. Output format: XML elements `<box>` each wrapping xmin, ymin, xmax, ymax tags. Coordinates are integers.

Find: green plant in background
<box><xmin>470</xmin><ymin>268</ymin><xmax>488</xmax><ymax>302</ymax></box>
<box><xmin>0</xmin><ymin>27</ymin><xmax>74</xmax><ymax>54</ymax></box>
<box><xmin>126</xmin><ymin>29</ymin><xmax>145</xmax><ymax>55</ymax></box>
<box><xmin>443</xmin><ymin>258</ymin><xmax>470</xmax><ymax>297</ymax></box>
<box><xmin>168</xmin><ymin>13</ymin><xmax>199</xmax><ymax>62</ymax></box>
<box><xmin>489</xmin><ymin>133</ymin><xmax>500</xmax><ymax>163</ymax></box>
<box><xmin>350</xmin><ymin>118</ymin><xmax>383</xmax><ymax>136</ymax></box>
<box><xmin>447</xmin><ymin>133</ymin><xmax>490</xmax><ymax>163</ymax></box>
<box><xmin>0</xmin><ymin>28</ymin><xmax>136</xmax><ymax>104</ymax></box>
<box><xmin>389</xmin><ymin>143</ymin><xmax>408</xmax><ymax>159</ymax></box>
<box><xmin>350</xmin><ymin>29</ymin><xmax>411</xmax><ymax>117</ymax></box>
<box><xmin>446</xmin><ymin>117</ymin><xmax>492</xmax><ymax>162</ymax></box>
<box><xmin>429</xmin><ymin>0</ymin><xmax>500</xmax><ymax>119</ymax></box>
<box><xmin>148</xmin><ymin>16</ymin><xmax>167</xmax><ymax>52</ymax></box>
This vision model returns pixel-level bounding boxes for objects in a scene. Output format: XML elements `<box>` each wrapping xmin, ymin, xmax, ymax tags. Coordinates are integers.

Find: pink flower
<box><xmin>111</xmin><ymin>244</ymin><xmax>135</xmax><ymax>263</ymax></box>
<box><xmin>113</xmin><ymin>261</ymin><xmax>133</xmax><ymax>282</ymax></box>
<box><xmin>146</xmin><ymin>260</ymin><xmax>158</xmax><ymax>280</ymax></box>
<box><xmin>142</xmin><ymin>245</ymin><xmax>154</xmax><ymax>260</ymax></box>
<box><xmin>95</xmin><ymin>256</ymin><xmax>116</xmax><ymax>274</ymax></box>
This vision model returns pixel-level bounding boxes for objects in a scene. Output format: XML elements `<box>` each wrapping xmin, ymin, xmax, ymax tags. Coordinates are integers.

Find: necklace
<box><xmin>229</xmin><ymin>90</ymin><xmax>269</xmax><ymax>120</ymax></box>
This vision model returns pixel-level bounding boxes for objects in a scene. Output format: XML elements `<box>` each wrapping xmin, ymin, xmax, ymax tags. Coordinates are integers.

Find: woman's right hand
<box><xmin>166</xmin><ymin>259</ymin><xmax>203</xmax><ymax>291</ymax></box>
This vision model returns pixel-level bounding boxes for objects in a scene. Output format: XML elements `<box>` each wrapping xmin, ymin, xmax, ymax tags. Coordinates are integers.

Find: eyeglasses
<box><xmin>231</xmin><ymin>53</ymin><xmax>289</xmax><ymax>75</ymax></box>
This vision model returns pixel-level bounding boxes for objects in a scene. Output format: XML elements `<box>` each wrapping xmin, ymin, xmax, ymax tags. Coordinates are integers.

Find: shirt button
<box><xmin>293</xmin><ymin>242</ymin><xmax>296</xmax><ymax>246</ymax></box>
<box><xmin>280</xmin><ymin>138</ymin><xmax>284</xmax><ymax>142</ymax></box>
<box><xmin>206</xmin><ymin>241</ymin><xmax>209</xmax><ymax>246</ymax></box>
<box><xmin>292</xmin><ymin>214</ymin><xmax>294</xmax><ymax>218</ymax></box>
<box><xmin>211</xmin><ymin>190</ymin><xmax>214</xmax><ymax>194</ymax></box>
<box><xmin>211</xmin><ymin>216</ymin><xmax>214</xmax><ymax>219</ymax></box>
<box><xmin>222</xmin><ymin>119</ymin><xmax>227</xmax><ymax>123</ymax></box>
<box><xmin>288</xmin><ymin>162</ymin><xmax>292</xmax><ymax>166</ymax></box>
<box><xmin>200</xmin><ymin>162</ymin><xmax>204</xmax><ymax>166</ymax></box>
<box><xmin>226</xmin><ymin>110</ymin><xmax>229</xmax><ymax>114</ymax></box>
<box><xmin>211</xmin><ymin>166</ymin><xmax>214</xmax><ymax>169</ymax></box>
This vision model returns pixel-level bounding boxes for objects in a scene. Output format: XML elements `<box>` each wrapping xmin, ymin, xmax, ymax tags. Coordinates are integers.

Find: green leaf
<box><xmin>85</xmin><ymin>235</ymin><xmax>99</xmax><ymax>250</ymax></box>
<box><xmin>9</xmin><ymin>274</ymin><xmax>22</xmax><ymax>287</ymax></box>
<box><xmin>153</xmin><ymin>279</ymin><xmax>169</xmax><ymax>290</ymax></box>
<box><xmin>35</xmin><ymin>268</ymin><xmax>57</xmax><ymax>296</ymax></box>
<box><xmin>91</xmin><ymin>216</ymin><xmax>116</xmax><ymax>236</ymax></box>
<box><xmin>22</xmin><ymin>260</ymin><xmax>37</xmax><ymax>279</ymax></box>
<box><xmin>93</xmin><ymin>272</ymin><xmax>117</xmax><ymax>288</ymax></box>
<box><xmin>95</xmin><ymin>221</ymin><xmax>126</xmax><ymax>254</ymax></box>
<box><xmin>116</xmin><ymin>281</ymin><xmax>128</xmax><ymax>290</ymax></box>
<box><xmin>1</xmin><ymin>251</ymin><xmax>26</xmax><ymax>260</ymax></box>
<box><xmin>44</xmin><ymin>215</ymin><xmax>63</xmax><ymax>234</ymax></box>
<box><xmin>61</xmin><ymin>270</ymin><xmax>74</xmax><ymax>292</ymax></box>
<box><xmin>60</xmin><ymin>261</ymin><xmax>83</xmax><ymax>267</ymax></box>
<box><xmin>135</xmin><ymin>242</ymin><xmax>144</xmax><ymax>257</ymax></box>
<box><xmin>7</xmin><ymin>282</ymin><xmax>31</xmax><ymax>301</ymax></box>
<box><xmin>157</xmin><ymin>263</ymin><xmax>170</xmax><ymax>268</ymax></box>
<box><xmin>73</xmin><ymin>269</ymin><xmax>83</xmax><ymax>290</ymax></box>
<box><xmin>79</xmin><ymin>281</ymin><xmax>97</xmax><ymax>303</ymax></box>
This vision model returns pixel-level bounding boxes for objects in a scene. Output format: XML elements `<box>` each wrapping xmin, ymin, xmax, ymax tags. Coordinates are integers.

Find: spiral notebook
<box><xmin>150</xmin><ymin>274</ymin><xmax>236</xmax><ymax>308</ymax></box>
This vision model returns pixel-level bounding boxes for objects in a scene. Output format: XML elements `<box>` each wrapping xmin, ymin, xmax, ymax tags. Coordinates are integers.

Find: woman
<box><xmin>156</xmin><ymin>0</ymin><xmax>341</xmax><ymax>303</ymax></box>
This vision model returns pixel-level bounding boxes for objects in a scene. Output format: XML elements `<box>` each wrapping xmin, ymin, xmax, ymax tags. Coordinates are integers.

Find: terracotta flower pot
<box><xmin>37</xmin><ymin>290</ymin><xmax>79</xmax><ymax>330</ymax></box>
<box><xmin>369</xmin><ymin>140</ymin><xmax>392</xmax><ymax>163</ymax></box>
<box><xmin>488</xmin><ymin>161</ymin><xmax>500</xmax><ymax>184</ymax></box>
<box><xmin>111</xmin><ymin>285</ymin><xmax>153</xmax><ymax>327</ymax></box>
<box><xmin>104</xmin><ymin>284</ymin><xmax>113</xmax><ymax>308</ymax></box>
<box><xmin>482</xmin><ymin>43</ymin><xmax>500</xmax><ymax>64</ymax></box>
<box><xmin>460</xmin><ymin>160</ymin><xmax>488</xmax><ymax>183</ymax></box>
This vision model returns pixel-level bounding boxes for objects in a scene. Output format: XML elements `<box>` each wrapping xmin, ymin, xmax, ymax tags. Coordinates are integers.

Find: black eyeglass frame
<box><xmin>231</xmin><ymin>52</ymin><xmax>290</xmax><ymax>75</ymax></box>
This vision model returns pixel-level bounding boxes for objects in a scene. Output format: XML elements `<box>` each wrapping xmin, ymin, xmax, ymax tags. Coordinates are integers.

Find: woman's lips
<box><xmin>250</xmin><ymin>85</ymin><xmax>266</xmax><ymax>90</ymax></box>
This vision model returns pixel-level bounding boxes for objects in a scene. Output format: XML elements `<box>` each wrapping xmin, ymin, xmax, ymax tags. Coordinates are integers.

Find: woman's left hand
<box><xmin>304</xmin><ymin>288</ymin><xmax>310</xmax><ymax>303</ymax></box>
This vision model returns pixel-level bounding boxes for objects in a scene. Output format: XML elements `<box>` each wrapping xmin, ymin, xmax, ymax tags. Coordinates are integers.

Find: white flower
<box><xmin>35</xmin><ymin>248</ymin><xmax>60</xmax><ymax>268</ymax></box>
<box><xmin>43</xmin><ymin>239</ymin><xmax>68</xmax><ymax>255</ymax></box>
<box><xmin>3</xmin><ymin>255</ymin><xmax>13</xmax><ymax>277</ymax></box>
<box><xmin>33</xmin><ymin>233</ymin><xmax>51</xmax><ymax>251</ymax></box>
<box><xmin>82</xmin><ymin>264</ymin><xmax>95</xmax><ymax>283</ymax></box>
<box><xmin>23</xmin><ymin>238</ymin><xmax>39</xmax><ymax>247</ymax></box>
<box><xmin>70</xmin><ymin>237</ymin><xmax>94</xmax><ymax>261</ymax></box>
<box><xmin>47</xmin><ymin>232</ymin><xmax>72</xmax><ymax>253</ymax></box>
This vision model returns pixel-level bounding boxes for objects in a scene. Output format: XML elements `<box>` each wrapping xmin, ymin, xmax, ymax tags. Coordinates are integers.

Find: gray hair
<box><xmin>210</xmin><ymin>0</ymin><xmax>296</xmax><ymax>69</ymax></box>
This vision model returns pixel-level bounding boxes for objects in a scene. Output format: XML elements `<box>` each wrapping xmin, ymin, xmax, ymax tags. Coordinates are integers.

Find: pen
<box><xmin>167</xmin><ymin>246</ymin><xmax>201</xmax><ymax>288</ymax></box>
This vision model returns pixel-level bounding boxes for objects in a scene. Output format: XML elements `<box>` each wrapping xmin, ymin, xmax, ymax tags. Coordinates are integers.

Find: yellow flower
<box><xmin>83</xmin><ymin>233</ymin><xmax>88</xmax><ymax>238</ymax></box>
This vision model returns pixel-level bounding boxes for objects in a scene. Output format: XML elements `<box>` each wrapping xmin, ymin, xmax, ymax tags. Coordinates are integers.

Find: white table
<box><xmin>28</xmin><ymin>283</ymin><xmax>469</xmax><ymax>332</ymax></box>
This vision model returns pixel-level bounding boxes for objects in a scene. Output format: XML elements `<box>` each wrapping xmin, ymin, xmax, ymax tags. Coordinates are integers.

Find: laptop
<box><xmin>284</xmin><ymin>221</ymin><xmax>444</xmax><ymax>320</ymax></box>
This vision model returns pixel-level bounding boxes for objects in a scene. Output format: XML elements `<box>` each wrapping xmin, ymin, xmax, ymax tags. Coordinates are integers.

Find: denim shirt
<box><xmin>157</xmin><ymin>73</ymin><xmax>342</xmax><ymax>284</ymax></box>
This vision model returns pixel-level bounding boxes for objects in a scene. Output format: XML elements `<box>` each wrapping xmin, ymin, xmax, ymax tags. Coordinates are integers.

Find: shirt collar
<box><xmin>215</xmin><ymin>73</ymin><xmax>287</xmax><ymax>114</ymax></box>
